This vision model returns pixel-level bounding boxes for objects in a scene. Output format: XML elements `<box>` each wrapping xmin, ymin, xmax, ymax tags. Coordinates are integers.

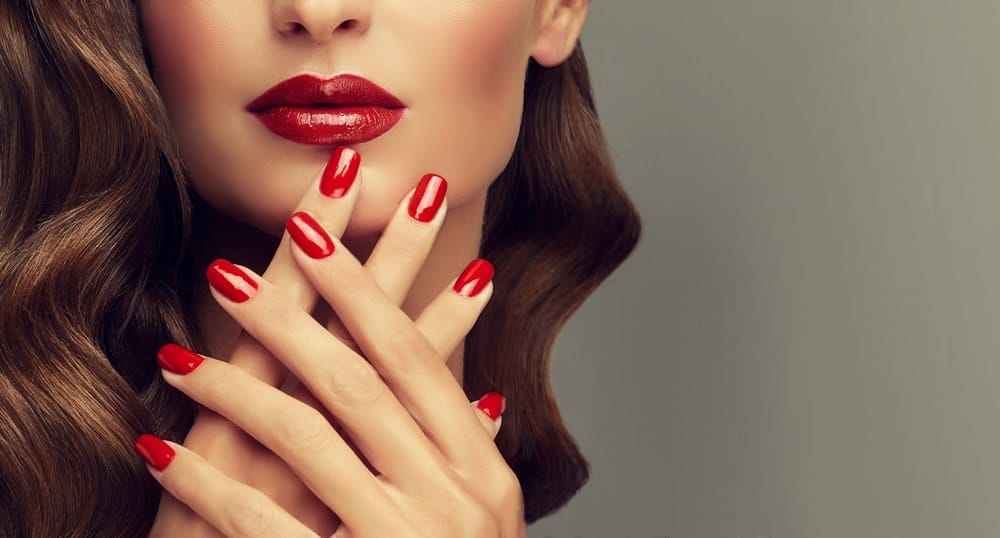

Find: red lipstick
<box><xmin>247</xmin><ymin>74</ymin><xmax>404</xmax><ymax>146</ymax></box>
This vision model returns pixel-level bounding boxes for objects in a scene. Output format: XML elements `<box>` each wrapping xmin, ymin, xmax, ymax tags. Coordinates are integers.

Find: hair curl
<box><xmin>0</xmin><ymin>0</ymin><xmax>640</xmax><ymax>535</ymax></box>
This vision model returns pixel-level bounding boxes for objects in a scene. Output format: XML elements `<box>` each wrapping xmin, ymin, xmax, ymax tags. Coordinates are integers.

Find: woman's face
<box><xmin>140</xmin><ymin>1</ymin><xmax>582</xmax><ymax>239</ymax></box>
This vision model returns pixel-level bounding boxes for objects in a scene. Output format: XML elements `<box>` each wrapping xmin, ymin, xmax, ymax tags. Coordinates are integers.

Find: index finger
<box><xmin>228</xmin><ymin>147</ymin><xmax>361</xmax><ymax>387</ymax></box>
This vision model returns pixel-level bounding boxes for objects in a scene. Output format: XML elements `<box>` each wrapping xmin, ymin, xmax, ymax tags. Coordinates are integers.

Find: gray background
<box><xmin>531</xmin><ymin>1</ymin><xmax>1000</xmax><ymax>537</ymax></box>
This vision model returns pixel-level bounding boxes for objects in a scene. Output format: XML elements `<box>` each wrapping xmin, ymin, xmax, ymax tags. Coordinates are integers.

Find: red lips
<box><xmin>247</xmin><ymin>73</ymin><xmax>405</xmax><ymax>146</ymax></box>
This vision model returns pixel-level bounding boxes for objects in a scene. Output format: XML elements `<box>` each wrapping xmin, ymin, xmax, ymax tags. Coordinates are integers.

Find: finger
<box><xmin>182</xmin><ymin>149</ymin><xmax>361</xmax><ymax>460</ymax></box>
<box><xmin>413</xmin><ymin>258</ymin><xmax>495</xmax><ymax>358</ymax></box>
<box><xmin>320</xmin><ymin>173</ymin><xmax>448</xmax><ymax>356</ymax></box>
<box><xmin>134</xmin><ymin>436</ymin><xmax>318</xmax><ymax>538</ymax></box>
<box><xmin>197</xmin><ymin>265</ymin><xmax>459</xmax><ymax>492</ymax></box>
<box><xmin>285</xmin><ymin>208</ymin><xmax>500</xmax><ymax>472</ymax></box>
<box><xmin>227</xmin><ymin>147</ymin><xmax>362</xmax><ymax>387</ymax></box>
<box><xmin>471</xmin><ymin>396</ymin><xmax>504</xmax><ymax>440</ymax></box>
<box><xmin>154</xmin><ymin>347</ymin><xmax>403</xmax><ymax>532</ymax></box>
<box><xmin>363</xmin><ymin>173</ymin><xmax>448</xmax><ymax>305</ymax></box>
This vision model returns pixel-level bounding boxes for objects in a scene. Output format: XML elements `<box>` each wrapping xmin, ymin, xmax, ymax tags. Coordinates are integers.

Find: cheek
<box><xmin>448</xmin><ymin>6</ymin><xmax>535</xmax><ymax>102</ymax></box>
<box><xmin>141</xmin><ymin>2</ymin><xmax>248</xmax><ymax>108</ymax></box>
<box><xmin>141</xmin><ymin>3</ymin><xmax>283</xmax><ymax>228</ymax></box>
<box><xmin>390</xmin><ymin>4</ymin><xmax>536</xmax><ymax>198</ymax></box>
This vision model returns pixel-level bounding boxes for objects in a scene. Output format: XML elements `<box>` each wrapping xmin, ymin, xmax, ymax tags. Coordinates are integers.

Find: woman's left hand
<box><xmin>135</xmin><ymin>212</ymin><xmax>526</xmax><ymax>537</ymax></box>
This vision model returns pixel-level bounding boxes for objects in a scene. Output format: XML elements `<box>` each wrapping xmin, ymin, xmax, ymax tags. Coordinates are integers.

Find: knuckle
<box><xmin>456</xmin><ymin>466</ymin><xmax>523</xmax><ymax>523</ymax></box>
<box><xmin>428</xmin><ymin>481</ymin><xmax>501</xmax><ymax>536</ymax></box>
<box><xmin>380</xmin><ymin>227</ymin><xmax>426</xmax><ymax>263</ymax></box>
<box><xmin>493</xmin><ymin>469</ymin><xmax>525</xmax><ymax>510</ymax></box>
<box><xmin>272</xmin><ymin>405</ymin><xmax>336</xmax><ymax>454</ymax></box>
<box><xmin>379</xmin><ymin>328</ymin><xmax>440</xmax><ymax>375</ymax></box>
<box><xmin>456</xmin><ymin>501</ymin><xmax>499</xmax><ymax>536</ymax></box>
<box><xmin>322</xmin><ymin>359</ymin><xmax>387</xmax><ymax>409</ymax></box>
<box><xmin>224</xmin><ymin>491</ymin><xmax>277</xmax><ymax>537</ymax></box>
<box><xmin>482</xmin><ymin>465</ymin><xmax>520</xmax><ymax>495</ymax></box>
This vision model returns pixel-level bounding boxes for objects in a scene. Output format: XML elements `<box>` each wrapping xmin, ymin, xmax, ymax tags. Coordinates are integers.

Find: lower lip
<box><xmin>251</xmin><ymin>106</ymin><xmax>404</xmax><ymax>145</ymax></box>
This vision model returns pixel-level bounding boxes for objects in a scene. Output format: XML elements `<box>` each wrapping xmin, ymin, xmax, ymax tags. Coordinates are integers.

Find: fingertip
<box><xmin>206</xmin><ymin>259</ymin><xmax>260</xmax><ymax>303</ymax></box>
<box><xmin>286</xmin><ymin>210</ymin><xmax>337</xmax><ymax>259</ymax></box>
<box><xmin>319</xmin><ymin>146</ymin><xmax>361</xmax><ymax>199</ymax></box>
<box><xmin>476</xmin><ymin>391</ymin><xmax>506</xmax><ymax>420</ymax></box>
<box><xmin>453</xmin><ymin>258</ymin><xmax>494</xmax><ymax>299</ymax></box>
<box><xmin>472</xmin><ymin>402</ymin><xmax>498</xmax><ymax>436</ymax></box>
<box><xmin>406</xmin><ymin>173</ymin><xmax>448</xmax><ymax>224</ymax></box>
<box><xmin>134</xmin><ymin>433</ymin><xmax>176</xmax><ymax>472</ymax></box>
<box><xmin>157</xmin><ymin>343</ymin><xmax>205</xmax><ymax>375</ymax></box>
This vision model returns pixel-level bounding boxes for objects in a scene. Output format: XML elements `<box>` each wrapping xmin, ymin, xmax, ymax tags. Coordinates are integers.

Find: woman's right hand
<box><xmin>148</xmin><ymin>149</ymin><xmax>499</xmax><ymax>537</ymax></box>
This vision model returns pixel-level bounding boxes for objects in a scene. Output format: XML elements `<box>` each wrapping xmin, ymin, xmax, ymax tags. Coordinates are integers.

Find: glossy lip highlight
<box><xmin>247</xmin><ymin>73</ymin><xmax>405</xmax><ymax>146</ymax></box>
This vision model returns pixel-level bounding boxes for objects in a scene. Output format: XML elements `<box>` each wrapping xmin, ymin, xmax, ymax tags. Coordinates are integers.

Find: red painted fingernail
<box><xmin>286</xmin><ymin>211</ymin><xmax>335</xmax><ymax>259</ymax></box>
<box><xmin>477</xmin><ymin>392</ymin><xmax>506</xmax><ymax>421</ymax></box>
<box><xmin>319</xmin><ymin>147</ymin><xmax>360</xmax><ymax>198</ymax></box>
<box><xmin>134</xmin><ymin>434</ymin><xmax>175</xmax><ymax>471</ymax></box>
<box><xmin>157</xmin><ymin>343</ymin><xmax>204</xmax><ymax>375</ymax></box>
<box><xmin>206</xmin><ymin>259</ymin><xmax>258</xmax><ymax>302</ymax></box>
<box><xmin>407</xmin><ymin>174</ymin><xmax>447</xmax><ymax>223</ymax></box>
<box><xmin>453</xmin><ymin>258</ymin><xmax>494</xmax><ymax>298</ymax></box>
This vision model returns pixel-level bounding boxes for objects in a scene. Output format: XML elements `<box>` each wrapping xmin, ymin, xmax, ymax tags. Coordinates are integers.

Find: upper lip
<box><xmin>246</xmin><ymin>73</ymin><xmax>404</xmax><ymax>112</ymax></box>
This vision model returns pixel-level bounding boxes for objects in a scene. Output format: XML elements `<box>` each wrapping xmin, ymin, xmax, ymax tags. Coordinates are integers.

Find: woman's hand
<box><xmin>142</xmin><ymin>151</ymin><xmax>525</xmax><ymax>537</ymax></box>
<box><xmin>151</xmin><ymin>150</ymin><xmax>496</xmax><ymax>536</ymax></box>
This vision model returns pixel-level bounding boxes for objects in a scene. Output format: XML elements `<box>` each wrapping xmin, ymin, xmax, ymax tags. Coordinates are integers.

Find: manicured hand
<box><xmin>144</xmin><ymin>149</ymin><xmax>520</xmax><ymax>536</ymax></box>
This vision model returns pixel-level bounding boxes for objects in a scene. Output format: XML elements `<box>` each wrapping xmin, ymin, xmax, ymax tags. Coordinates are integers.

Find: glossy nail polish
<box><xmin>206</xmin><ymin>259</ymin><xmax>258</xmax><ymax>303</ymax></box>
<box><xmin>477</xmin><ymin>392</ymin><xmax>507</xmax><ymax>421</ymax></box>
<box><xmin>157</xmin><ymin>343</ymin><xmax>204</xmax><ymax>375</ymax></box>
<box><xmin>134</xmin><ymin>434</ymin><xmax>175</xmax><ymax>471</ymax></box>
<box><xmin>407</xmin><ymin>173</ymin><xmax>447</xmax><ymax>223</ymax></box>
<box><xmin>319</xmin><ymin>147</ymin><xmax>360</xmax><ymax>198</ymax></box>
<box><xmin>453</xmin><ymin>258</ymin><xmax>494</xmax><ymax>298</ymax></box>
<box><xmin>286</xmin><ymin>211</ymin><xmax>335</xmax><ymax>259</ymax></box>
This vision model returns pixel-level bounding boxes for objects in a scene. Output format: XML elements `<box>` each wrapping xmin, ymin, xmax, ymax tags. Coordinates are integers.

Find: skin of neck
<box><xmin>188</xmin><ymin>191</ymin><xmax>487</xmax><ymax>386</ymax></box>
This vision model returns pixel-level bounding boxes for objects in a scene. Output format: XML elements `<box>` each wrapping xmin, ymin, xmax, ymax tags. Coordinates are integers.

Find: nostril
<box><xmin>337</xmin><ymin>19</ymin><xmax>359</xmax><ymax>31</ymax></box>
<box><xmin>282</xmin><ymin>21</ymin><xmax>308</xmax><ymax>35</ymax></box>
<box><xmin>279</xmin><ymin>19</ymin><xmax>360</xmax><ymax>38</ymax></box>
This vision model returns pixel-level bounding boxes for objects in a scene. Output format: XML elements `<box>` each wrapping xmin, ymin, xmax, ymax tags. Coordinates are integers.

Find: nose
<box><xmin>271</xmin><ymin>0</ymin><xmax>371</xmax><ymax>43</ymax></box>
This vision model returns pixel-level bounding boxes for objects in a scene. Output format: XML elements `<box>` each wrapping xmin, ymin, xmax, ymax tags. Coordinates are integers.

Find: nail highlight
<box><xmin>156</xmin><ymin>343</ymin><xmax>204</xmax><ymax>375</ymax></box>
<box><xmin>286</xmin><ymin>211</ymin><xmax>336</xmax><ymax>259</ymax></box>
<box><xmin>477</xmin><ymin>392</ymin><xmax>507</xmax><ymax>421</ymax></box>
<box><xmin>206</xmin><ymin>259</ymin><xmax>258</xmax><ymax>303</ymax></box>
<box><xmin>319</xmin><ymin>147</ymin><xmax>360</xmax><ymax>198</ymax></box>
<box><xmin>407</xmin><ymin>174</ymin><xmax>447</xmax><ymax>223</ymax></box>
<box><xmin>453</xmin><ymin>258</ymin><xmax>494</xmax><ymax>298</ymax></box>
<box><xmin>134</xmin><ymin>434</ymin><xmax>175</xmax><ymax>471</ymax></box>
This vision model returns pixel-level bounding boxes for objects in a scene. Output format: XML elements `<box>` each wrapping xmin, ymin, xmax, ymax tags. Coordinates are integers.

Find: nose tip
<box><xmin>273</xmin><ymin>0</ymin><xmax>370</xmax><ymax>43</ymax></box>
<box><xmin>278</xmin><ymin>17</ymin><xmax>362</xmax><ymax>42</ymax></box>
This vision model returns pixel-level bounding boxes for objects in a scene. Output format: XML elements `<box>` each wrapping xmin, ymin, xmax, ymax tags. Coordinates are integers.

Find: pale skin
<box><xmin>137</xmin><ymin>0</ymin><xmax>588</xmax><ymax>535</ymax></box>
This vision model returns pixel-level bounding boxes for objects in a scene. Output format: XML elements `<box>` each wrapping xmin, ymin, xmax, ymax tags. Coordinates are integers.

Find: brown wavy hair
<box><xmin>0</xmin><ymin>0</ymin><xmax>641</xmax><ymax>535</ymax></box>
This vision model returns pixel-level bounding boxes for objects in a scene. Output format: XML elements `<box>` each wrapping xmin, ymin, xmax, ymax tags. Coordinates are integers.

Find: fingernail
<box><xmin>407</xmin><ymin>173</ymin><xmax>447</xmax><ymax>223</ymax></box>
<box><xmin>477</xmin><ymin>392</ymin><xmax>507</xmax><ymax>421</ymax></box>
<box><xmin>453</xmin><ymin>258</ymin><xmax>494</xmax><ymax>298</ymax></box>
<box><xmin>319</xmin><ymin>147</ymin><xmax>360</xmax><ymax>198</ymax></box>
<box><xmin>134</xmin><ymin>434</ymin><xmax>175</xmax><ymax>471</ymax></box>
<box><xmin>286</xmin><ymin>211</ymin><xmax>335</xmax><ymax>259</ymax></box>
<box><xmin>206</xmin><ymin>259</ymin><xmax>258</xmax><ymax>303</ymax></box>
<box><xmin>157</xmin><ymin>343</ymin><xmax>204</xmax><ymax>375</ymax></box>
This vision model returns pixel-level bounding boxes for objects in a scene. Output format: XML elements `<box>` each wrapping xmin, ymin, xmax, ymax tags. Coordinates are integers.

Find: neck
<box><xmin>188</xmin><ymin>192</ymin><xmax>487</xmax><ymax>384</ymax></box>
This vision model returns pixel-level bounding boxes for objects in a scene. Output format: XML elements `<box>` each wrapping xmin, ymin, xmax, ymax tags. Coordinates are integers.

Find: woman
<box><xmin>0</xmin><ymin>0</ymin><xmax>640</xmax><ymax>536</ymax></box>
